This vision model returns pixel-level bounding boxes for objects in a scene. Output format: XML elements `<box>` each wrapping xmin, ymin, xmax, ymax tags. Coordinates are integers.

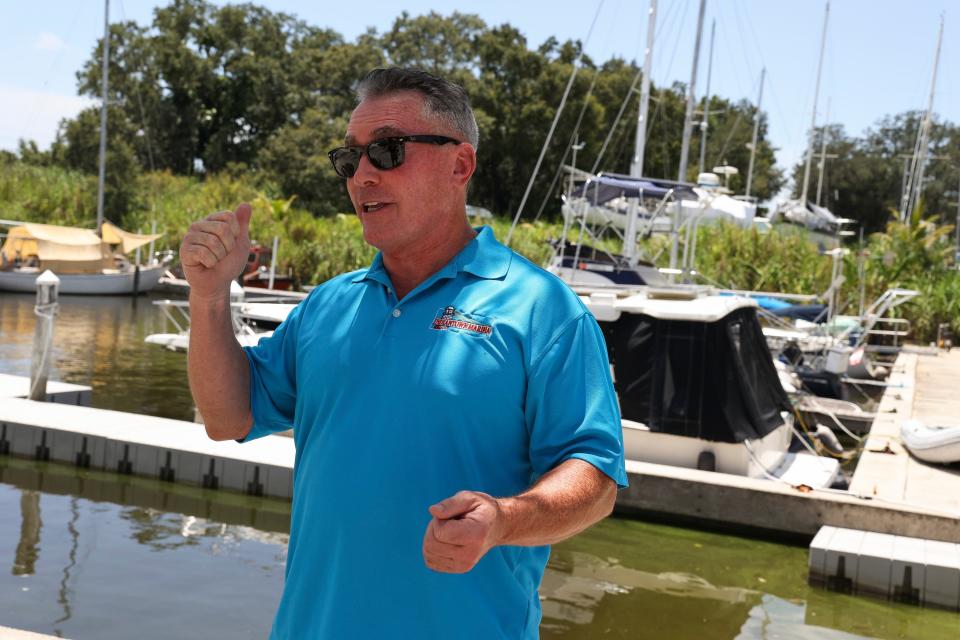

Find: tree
<box><xmin>789</xmin><ymin>111</ymin><xmax>959</xmax><ymax>234</ymax></box>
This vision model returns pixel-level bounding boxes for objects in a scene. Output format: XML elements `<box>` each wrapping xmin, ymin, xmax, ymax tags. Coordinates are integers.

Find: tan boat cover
<box><xmin>100</xmin><ymin>221</ymin><xmax>162</xmax><ymax>254</ymax></box>
<box><xmin>1</xmin><ymin>221</ymin><xmax>163</xmax><ymax>273</ymax></box>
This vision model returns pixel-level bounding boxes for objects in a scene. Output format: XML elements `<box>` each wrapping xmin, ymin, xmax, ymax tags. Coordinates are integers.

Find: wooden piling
<box><xmin>29</xmin><ymin>271</ymin><xmax>59</xmax><ymax>401</ymax></box>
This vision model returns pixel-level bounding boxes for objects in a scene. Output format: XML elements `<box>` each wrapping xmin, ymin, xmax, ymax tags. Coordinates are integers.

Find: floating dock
<box><xmin>0</xmin><ymin>397</ymin><xmax>293</xmax><ymax>500</ymax></box>
<box><xmin>1</xmin><ymin>351</ymin><xmax>958</xmax><ymax>545</ymax></box>
<box><xmin>0</xmin><ymin>373</ymin><xmax>91</xmax><ymax>406</ymax></box>
<box><xmin>809</xmin><ymin>525</ymin><xmax>960</xmax><ymax>610</ymax></box>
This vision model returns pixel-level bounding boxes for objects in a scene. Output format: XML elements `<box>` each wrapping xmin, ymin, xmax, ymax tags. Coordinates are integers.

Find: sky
<box><xmin>1</xmin><ymin>0</ymin><xmax>956</xmax><ymax>182</ymax></box>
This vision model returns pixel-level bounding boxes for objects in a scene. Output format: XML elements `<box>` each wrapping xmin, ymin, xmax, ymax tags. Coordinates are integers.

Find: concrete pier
<box><xmin>0</xmin><ymin>398</ymin><xmax>293</xmax><ymax>500</ymax></box>
<box><xmin>0</xmin><ymin>373</ymin><xmax>91</xmax><ymax>406</ymax></box>
<box><xmin>849</xmin><ymin>350</ymin><xmax>960</xmax><ymax>516</ymax></box>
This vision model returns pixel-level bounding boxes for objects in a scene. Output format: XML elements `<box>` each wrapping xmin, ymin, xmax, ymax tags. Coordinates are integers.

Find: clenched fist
<box><xmin>422</xmin><ymin>491</ymin><xmax>505</xmax><ymax>574</ymax></box>
<box><xmin>180</xmin><ymin>203</ymin><xmax>252</xmax><ymax>299</ymax></box>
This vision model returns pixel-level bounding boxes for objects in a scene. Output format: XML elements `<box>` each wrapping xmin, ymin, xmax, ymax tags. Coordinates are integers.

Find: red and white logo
<box><xmin>431</xmin><ymin>306</ymin><xmax>493</xmax><ymax>336</ymax></box>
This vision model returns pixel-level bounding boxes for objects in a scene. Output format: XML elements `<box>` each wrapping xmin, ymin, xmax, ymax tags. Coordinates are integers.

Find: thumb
<box><xmin>235</xmin><ymin>202</ymin><xmax>252</xmax><ymax>237</ymax></box>
<box><xmin>429</xmin><ymin>492</ymin><xmax>476</xmax><ymax>520</ymax></box>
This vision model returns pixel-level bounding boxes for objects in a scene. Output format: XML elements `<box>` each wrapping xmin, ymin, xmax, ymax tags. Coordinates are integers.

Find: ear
<box><xmin>451</xmin><ymin>143</ymin><xmax>477</xmax><ymax>188</ymax></box>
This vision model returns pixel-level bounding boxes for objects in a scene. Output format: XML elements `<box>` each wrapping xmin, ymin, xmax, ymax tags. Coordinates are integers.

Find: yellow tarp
<box><xmin>1</xmin><ymin>223</ymin><xmax>105</xmax><ymax>264</ymax></box>
<box><xmin>101</xmin><ymin>221</ymin><xmax>162</xmax><ymax>254</ymax></box>
<box><xmin>1</xmin><ymin>221</ymin><xmax>163</xmax><ymax>271</ymax></box>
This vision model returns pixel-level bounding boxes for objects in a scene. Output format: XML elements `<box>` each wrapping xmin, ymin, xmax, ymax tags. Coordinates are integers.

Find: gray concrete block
<box><xmin>220</xmin><ymin>459</ymin><xmax>246</xmax><ymax>492</ymax></box>
<box><xmin>824</xmin><ymin>528</ymin><xmax>865</xmax><ymax>593</ymax></box>
<box><xmin>856</xmin><ymin>532</ymin><xmax>896</xmax><ymax>598</ymax></box>
<box><xmin>132</xmin><ymin>444</ymin><xmax>160</xmax><ymax>476</ymax></box>
<box><xmin>4</xmin><ymin>423</ymin><xmax>34</xmax><ymax>457</ymax></box>
<box><xmin>265</xmin><ymin>465</ymin><xmax>293</xmax><ymax>500</ymax></box>
<box><xmin>177</xmin><ymin>451</ymin><xmax>204</xmax><ymax>486</ymax></box>
<box><xmin>923</xmin><ymin>539</ymin><xmax>960</xmax><ymax>611</ymax></box>
<box><xmin>808</xmin><ymin>525</ymin><xmax>836</xmax><ymax>586</ymax></box>
<box><xmin>49</xmin><ymin>430</ymin><xmax>79</xmax><ymax>465</ymax></box>
<box><xmin>892</xmin><ymin>535</ymin><xmax>926</xmax><ymax>605</ymax></box>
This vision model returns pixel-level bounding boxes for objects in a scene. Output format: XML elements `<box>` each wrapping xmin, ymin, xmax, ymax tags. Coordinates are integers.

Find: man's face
<box><xmin>344</xmin><ymin>91</ymin><xmax>466</xmax><ymax>254</ymax></box>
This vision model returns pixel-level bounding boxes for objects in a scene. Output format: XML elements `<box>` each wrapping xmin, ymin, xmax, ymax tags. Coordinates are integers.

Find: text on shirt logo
<box><xmin>431</xmin><ymin>306</ymin><xmax>493</xmax><ymax>336</ymax></box>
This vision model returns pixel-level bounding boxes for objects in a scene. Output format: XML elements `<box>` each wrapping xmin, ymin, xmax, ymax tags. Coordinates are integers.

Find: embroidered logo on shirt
<box><xmin>431</xmin><ymin>306</ymin><xmax>493</xmax><ymax>336</ymax></box>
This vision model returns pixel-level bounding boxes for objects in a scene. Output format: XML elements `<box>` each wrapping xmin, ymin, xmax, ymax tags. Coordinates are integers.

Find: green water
<box><xmin>1</xmin><ymin>293</ymin><xmax>958</xmax><ymax>638</ymax></box>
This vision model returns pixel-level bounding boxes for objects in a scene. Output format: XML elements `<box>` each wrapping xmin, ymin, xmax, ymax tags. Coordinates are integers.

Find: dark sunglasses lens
<box><xmin>367</xmin><ymin>139</ymin><xmax>405</xmax><ymax>171</ymax></box>
<box><xmin>330</xmin><ymin>148</ymin><xmax>361</xmax><ymax>178</ymax></box>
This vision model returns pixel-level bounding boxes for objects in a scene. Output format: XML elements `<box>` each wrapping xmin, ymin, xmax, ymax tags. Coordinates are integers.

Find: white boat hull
<box><xmin>622</xmin><ymin>415</ymin><xmax>839</xmax><ymax>487</ymax></box>
<box><xmin>0</xmin><ymin>265</ymin><xmax>167</xmax><ymax>295</ymax></box>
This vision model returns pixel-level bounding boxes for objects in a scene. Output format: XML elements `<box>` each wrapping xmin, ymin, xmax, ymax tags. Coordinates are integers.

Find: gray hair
<box><xmin>356</xmin><ymin>68</ymin><xmax>480</xmax><ymax>149</ymax></box>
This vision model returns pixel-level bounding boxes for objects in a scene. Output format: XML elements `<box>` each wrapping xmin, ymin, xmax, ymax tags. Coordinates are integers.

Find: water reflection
<box><xmin>0</xmin><ymin>292</ymin><xmax>197</xmax><ymax>420</ymax></box>
<box><xmin>13</xmin><ymin>490</ymin><xmax>41</xmax><ymax>576</ymax></box>
<box><xmin>0</xmin><ymin>456</ymin><xmax>287</xmax><ymax>640</ymax></box>
<box><xmin>54</xmin><ymin>497</ymin><xmax>79</xmax><ymax>628</ymax></box>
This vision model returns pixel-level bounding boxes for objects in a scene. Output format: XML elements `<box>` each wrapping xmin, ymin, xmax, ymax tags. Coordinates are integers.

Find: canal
<box><xmin>1</xmin><ymin>292</ymin><xmax>958</xmax><ymax>639</ymax></box>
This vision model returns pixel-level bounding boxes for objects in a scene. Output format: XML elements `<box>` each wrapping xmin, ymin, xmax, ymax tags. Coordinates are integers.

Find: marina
<box><xmin>2</xmin><ymin>0</ymin><xmax>959</xmax><ymax>637</ymax></box>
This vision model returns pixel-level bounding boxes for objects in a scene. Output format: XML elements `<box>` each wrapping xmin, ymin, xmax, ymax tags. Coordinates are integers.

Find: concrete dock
<box><xmin>0</xmin><ymin>373</ymin><xmax>91</xmax><ymax>406</ymax></box>
<box><xmin>0</xmin><ymin>398</ymin><xmax>293</xmax><ymax>499</ymax></box>
<box><xmin>849</xmin><ymin>350</ymin><xmax>960</xmax><ymax>516</ymax></box>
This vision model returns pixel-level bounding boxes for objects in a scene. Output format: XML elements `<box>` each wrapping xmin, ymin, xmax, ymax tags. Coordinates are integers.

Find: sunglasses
<box><xmin>327</xmin><ymin>135</ymin><xmax>461</xmax><ymax>178</ymax></box>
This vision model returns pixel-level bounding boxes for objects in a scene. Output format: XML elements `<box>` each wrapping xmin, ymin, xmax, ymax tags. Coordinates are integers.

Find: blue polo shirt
<box><xmin>243</xmin><ymin>226</ymin><xmax>626</xmax><ymax>639</ymax></box>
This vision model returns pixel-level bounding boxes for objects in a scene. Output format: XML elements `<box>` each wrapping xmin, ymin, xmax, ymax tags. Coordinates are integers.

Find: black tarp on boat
<box><xmin>600</xmin><ymin>307</ymin><xmax>791</xmax><ymax>443</ymax></box>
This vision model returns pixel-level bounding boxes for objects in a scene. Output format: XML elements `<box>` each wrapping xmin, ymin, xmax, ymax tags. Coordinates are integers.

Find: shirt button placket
<box><xmin>392</xmin><ymin>308</ymin><xmax>402</xmax><ymax>318</ymax></box>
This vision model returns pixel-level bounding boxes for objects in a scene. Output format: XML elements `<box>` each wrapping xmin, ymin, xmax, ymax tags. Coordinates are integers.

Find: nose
<box><xmin>350</xmin><ymin>151</ymin><xmax>380</xmax><ymax>187</ymax></box>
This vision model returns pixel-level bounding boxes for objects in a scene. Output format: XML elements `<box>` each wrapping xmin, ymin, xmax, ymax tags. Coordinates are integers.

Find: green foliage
<box><xmin>686</xmin><ymin>223</ymin><xmax>832</xmax><ymax>293</ymax></box>
<box><xmin>790</xmin><ymin>113</ymin><xmax>960</xmax><ymax>234</ymax></box>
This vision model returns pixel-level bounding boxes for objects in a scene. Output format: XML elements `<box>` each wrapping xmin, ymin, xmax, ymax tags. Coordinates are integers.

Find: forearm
<box><xmin>187</xmin><ymin>292</ymin><xmax>254</xmax><ymax>441</ymax></box>
<box><xmin>495</xmin><ymin>458</ymin><xmax>617</xmax><ymax>547</ymax></box>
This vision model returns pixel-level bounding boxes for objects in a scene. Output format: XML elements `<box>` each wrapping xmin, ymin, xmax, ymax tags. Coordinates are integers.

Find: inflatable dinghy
<box><xmin>900</xmin><ymin>420</ymin><xmax>960</xmax><ymax>464</ymax></box>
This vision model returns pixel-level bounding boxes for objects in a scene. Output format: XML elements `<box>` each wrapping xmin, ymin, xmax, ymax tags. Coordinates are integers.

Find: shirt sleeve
<box><xmin>524</xmin><ymin>311</ymin><xmax>628</xmax><ymax>489</ymax></box>
<box><xmin>238</xmin><ymin>300</ymin><xmax>305</xmax><ymax>443</ymax></box>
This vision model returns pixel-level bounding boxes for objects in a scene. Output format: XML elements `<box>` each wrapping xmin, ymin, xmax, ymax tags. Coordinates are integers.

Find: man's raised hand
<box><xmin>422</xmin><ymin>491</ymin><xmax>505</xmax><ymax>574</ymax></box>
<box><xmin>180</xmin><ymin>203</ymin><xmax>252</xmax><ymax>300</ymax></box>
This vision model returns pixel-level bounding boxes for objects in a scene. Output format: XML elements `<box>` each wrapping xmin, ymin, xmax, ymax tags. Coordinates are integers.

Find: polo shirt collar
<box><xmin>352</xmin><ymin>225</ymin><xmax>512</xmax><ymax>285</ymax></box>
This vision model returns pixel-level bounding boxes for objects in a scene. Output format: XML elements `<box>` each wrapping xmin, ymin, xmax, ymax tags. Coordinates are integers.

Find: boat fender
<box><xmin>696</xmin><ymin>451</ymin><xmax>716</xmax><ymax>472</ymax></box>
<box><xmin>814</xmin><ymin>424</ymin><xmax>844</xmax><ymax>455</ymax></box>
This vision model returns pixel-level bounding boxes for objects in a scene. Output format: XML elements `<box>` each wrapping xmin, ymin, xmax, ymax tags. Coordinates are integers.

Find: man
<box><xmin>180</xmin><ymin>68</ymin><xmax>626</xmax><ymax>639</ymax></box>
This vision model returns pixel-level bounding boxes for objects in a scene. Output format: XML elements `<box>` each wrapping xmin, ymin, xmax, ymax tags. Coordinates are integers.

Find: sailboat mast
<box><xmin>815</xmin><ymin>97</ymin><xmax>831</xmax><ymax>207</ymax></box>
<box><xmin>903</xmin><ymin>15</ymin><xmax>944</xmax><ymax>221</ymax></box>
<box><xmin>96</xmin><ymin>0</ymin><xmax>110</xmax><ymax>233</ymax></box>
<box><xmin>697</xmin><ymin>19</ymin><xmax>716</xmax><ymax>176</ymax></box>
<box><xmin>630</xmin><ymin>0</ymin><xmax>657</xmax><ymax>178</ymax></box>
<box><xmin>800</xmin><ymin>1</ymin><xmax>829</xmax><ymax>205</ymax></box>
<box><xmin>745</xmin><ymin>67</ymin><xmax>765</xmax><ymax>198</ymax></box>
<box><xmin>677</xmin><ymin>0</ymin><xmax>707</xmax><ymax>183</ymax></box>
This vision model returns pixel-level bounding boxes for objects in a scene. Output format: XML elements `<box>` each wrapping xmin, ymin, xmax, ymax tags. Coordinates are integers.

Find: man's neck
<box><xmin>382</xmin><ymin>221</ymin><xmax>477</xmax><ymax>300</ymax></box>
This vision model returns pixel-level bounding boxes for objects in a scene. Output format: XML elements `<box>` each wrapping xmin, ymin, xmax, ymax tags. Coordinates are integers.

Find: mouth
<box><xmin>360</xmin><ymin>201</ymin><xmax>392</xmax><ymax>214</ymax></box>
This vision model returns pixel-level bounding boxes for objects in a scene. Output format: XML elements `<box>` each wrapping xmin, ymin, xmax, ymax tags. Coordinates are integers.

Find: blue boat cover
<box><xmin>572</xmin><ymin>174</ymin><xmax>698</xmax><ymax>204</ymax></box>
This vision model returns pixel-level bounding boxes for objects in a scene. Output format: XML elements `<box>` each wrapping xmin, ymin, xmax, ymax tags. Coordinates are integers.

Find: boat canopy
<box><xmin>601</xmin><ymin>306</ymin><xmax>790</xmax><ymax>443</ymax></box>
<box><xmin>100</xmin><ymin>221</ymin><xmax>162</xmax><ymax>254</ymax></box>
<box><xmin>1</xmin><ymin>222</ymin><xmax>161</xmax><ymax>273</ymax></box>
<box><xmin>571</xmin><ymin>174</ymin><xmax>698</xmax><ymax>205</ymax></box>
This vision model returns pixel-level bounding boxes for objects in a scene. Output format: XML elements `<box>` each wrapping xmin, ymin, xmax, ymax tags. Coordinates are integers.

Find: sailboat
<box><xmin>0</xmin><ymin>0</ymin><xmax>167</xmax><ymax>295</ymax></box>
<box><xmin>0</xmin><ymin>221</ymin><xmax>167</xmax><ymax>294</ymax></box>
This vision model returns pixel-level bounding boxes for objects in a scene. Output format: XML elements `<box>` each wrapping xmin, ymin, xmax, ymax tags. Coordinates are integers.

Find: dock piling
<box><xmin>29</xmin><ymin>271</ymin><xmax>59</xmax><ymax>401</ymax></box>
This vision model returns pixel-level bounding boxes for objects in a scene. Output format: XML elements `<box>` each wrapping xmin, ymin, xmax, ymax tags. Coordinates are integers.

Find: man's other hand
<box><xmin>180</xmin><ymin>203</ymin><xmax>252</xmax><ymax>300</ymax></box>
<box><xmin>422</xmin><ymin>491</ymin><xmax>504</xmax><ymax>574</ymax></box>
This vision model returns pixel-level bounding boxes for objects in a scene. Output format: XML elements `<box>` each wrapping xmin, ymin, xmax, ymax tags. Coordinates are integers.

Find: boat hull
<box><xmin>622</xmin><ymin>418</ymin><xmax>793</xmax><ymax>478</ymax></box>
<box><xmin>0</xmin><ymin>265</ymin><xmax>166</xmax><ymax>295</ymax></box>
